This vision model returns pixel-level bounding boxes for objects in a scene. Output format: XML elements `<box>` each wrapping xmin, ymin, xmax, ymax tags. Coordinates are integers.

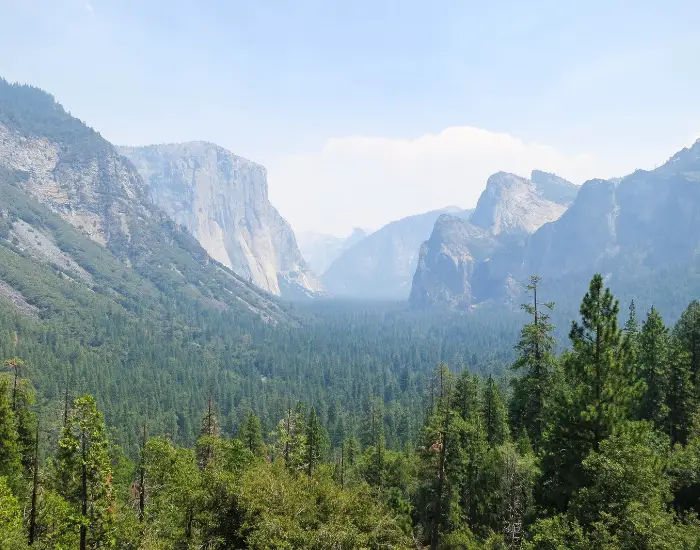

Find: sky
<box><xmin>1</xmin><ymin>1</ymin><xmax>699</xmax><ymax>236</ymax></box>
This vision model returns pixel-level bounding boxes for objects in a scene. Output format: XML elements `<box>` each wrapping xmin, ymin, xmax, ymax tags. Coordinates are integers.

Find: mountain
<box><xmin>411</xmin><ymin>143</ymin><xmax>700</xmax><ymax>318</ymax></box>
<box><xmin>119</xmin><ymin>142</ymin><xmax>322</xmax><ymax>299</ymax></box>
<box><xmin>0</xmin><ymin>78</ymin><xmax>286</xmax><ymax>323</ymax></box>
<box><xmin>410</xmin><ymin>171</ymin><xmax>577</xmax><ymax>309</ymax></box>
<box><xmin>322</xmin><ymin>207</ymin><xmax>469</xmax><ymax>299</ymax></box>
<box><xmin>524</xmin><ymin>140</ymin><xmax>700</xmax><ymax>285</ymax></box>
<box><xmin>297</xmin><ymin>227</ymin><xmax>367</xmax><ymax>275</ymax></box>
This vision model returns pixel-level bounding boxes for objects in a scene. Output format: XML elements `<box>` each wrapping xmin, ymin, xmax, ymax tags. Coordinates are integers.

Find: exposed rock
<box><xmin>409</xmin><ymin>214</ymin><xmax>496</xmax><ymax>309</ymax></box>
<box><xmin>410</xmin><ymin>171</ymin><xmax>576</xmax><ymax>309</ymax></box>
<box><xmin>470</xmin><ymin>172</ymin><xmax>569</xmax><ymax>236</ymax></box>
<box><xmin>411</xmin><ymin>141</ymin><xmax>700</xmax><ymax>314</ymax></box>
<box><xmin>119</xmin><ymin>142</ymin><xmax>322</xmax><ymax>298</ymax></box>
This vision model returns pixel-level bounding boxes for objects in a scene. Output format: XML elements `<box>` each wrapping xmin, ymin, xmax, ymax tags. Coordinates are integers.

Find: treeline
<box><xmin>0</xmin><ymin>274</ymin><xmax>699</xmax><ymax>548</ymax></box>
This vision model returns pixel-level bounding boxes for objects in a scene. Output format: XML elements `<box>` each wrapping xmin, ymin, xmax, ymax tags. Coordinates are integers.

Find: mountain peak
<box><xmin>470</xmin><ymin>171</ymin><xmax>567</xmax><ymax>235</ymax></box>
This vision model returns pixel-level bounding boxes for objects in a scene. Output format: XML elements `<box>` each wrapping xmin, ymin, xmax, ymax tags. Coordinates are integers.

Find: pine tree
<box><xmin>483</xmin><ymin>376</ymin><xmax>508</xmax><ymax>447</ymax></box>
<box><xmin>666</xmin><ymin>339</ymin><xmax>694</xmax><ymax>444</ymax></box>
<box><xmin>674</xmin><ymin>300</ymin><xmax>700</xmax><ymax>391</ymax></box>
<box><xmin>305</xmin><ymin>408</ymin><xmax>326</xmax><ymax>476</ymax></box>
<box><xmin>638</xmin><ymin>307</ymin><xmax>670</xmax><ymax>429</ymax></box>
<box><xmin>198</xmin><ymin>396</ymin><xmax>221</xmax><ymax>468</ymax></box>
<box><xmin>55</xmin><ymin>395</ymin><xmax>114</xmax><ymax>550</ymax></box>
<box><xmin>511</xmin><ymin>275</ymin><xmax>556</xmax><ymax>449</ymax></box>
<box><xmin>238</xmin><ymin>410</ymin><xmax>265</xmax><ymax>457</ymax></box>
<box><xmin>541</xmin><ymin>275</ymin><xmax>640</xmax><ymax>510</ymax></box>
<box><xmin>0</xmin><ymin>378</ymin><xmax>21</xmax><ymax>482</ymax></box>
<box><xmin>567</xmin><ymin>274</ymin><xmax>638</xmax><ymax>451</ymax></box>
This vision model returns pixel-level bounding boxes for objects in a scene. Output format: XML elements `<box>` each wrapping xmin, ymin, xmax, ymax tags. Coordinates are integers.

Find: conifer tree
<box><xmin>674</xmin><ymin>300</ymin><xmax>700</xmax><ymax>390</ymax></box>
<box><xmin>541</xmin><ymin>275</ymin><xmax>640</xmax><ymax>510</ymax></box>
<box><xmin>0</xmin><ymin>378</ymin><xmax>21</xmax><ymax>482</ymax></box>
<box><xmin>483</xmin><ymin>376</ymin><xmax>508</xmax><ymax>447</ymax></box>
<box><xmin>638</xmin><ymin>307</ymin><xmax>670</xmax><ymax>429</ymax></box>
<box><xmin>511</xmin><ymin>275</ymin><xmax>556</xmax><ymax>449</ymax></box>
<box><xmin>305</xmin><ymin>407</ymin><xmax>326</xmax><ymax>476</ymax></box>
<box><xmin>198</xmin><ymin>396</ymin><xmax>221</xmax><ymax>468</ymax></box>
<box><xmin>567</xmin><ymin>274</ymin><xmax>637</xmax><ymax>451</ymax></box>
<box><xmin>666</xmin><ymin>339</ymin><xmax>695</xmax><ymax>444</ymax></box>
<box><xmin>55</xmin><ymin>395</ymin><xmax>114</xmax><ymax>550</ymax></box>
<box><xmin>238</xmin><ymin>410</ymin><xmax>265</xmax><ymax>457</ymax></box>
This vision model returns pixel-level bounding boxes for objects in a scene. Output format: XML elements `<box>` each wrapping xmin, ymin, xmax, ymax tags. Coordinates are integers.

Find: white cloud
<box><xmin>267</xmin><ymin>126</ymin><xmax>633</xmax><ymax>237</ymax></box>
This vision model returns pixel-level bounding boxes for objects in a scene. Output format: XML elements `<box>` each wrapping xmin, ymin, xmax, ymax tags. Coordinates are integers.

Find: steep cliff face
<box><xmin>526</xmin><ymin>140</ymin><xmax>700</xmax><ymax>281</ymax></box>
<box><xmin>409</xmin><ymin>214</ymin><xmax>497</xmax><ymax>308</ymax></box>
<box><xmin>0</xmin><ymin>79</ymin><xmax>286</xmax><ymax>322</ymax></box>
<box><xmin>119</xmin><ymin>142</ymin><xmax>322</xmax><ymax>298</ymax></box>
<box><xmin>470</xmin><ymin>172</ymin><xmax>570</xmax><ymax>235</ymax></box>
<box><xmin>410</xmin><ymin>171</ymin><xmax>576</xmax><ymax>309</ymax></box>
<box><xmin>411</xmin><ymin>141</ymin><xmax>700</xmax><ymax>315</ymax></box>
<box><xmin>323</xmin><ymin>207</ymin><xmax>468</xmax><ymax>299</ymax></box>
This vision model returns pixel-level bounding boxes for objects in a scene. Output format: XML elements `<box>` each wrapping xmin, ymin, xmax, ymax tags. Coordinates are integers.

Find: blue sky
<box><xmin>1</xmin><ymin>1</ymin><xmax>699</xmax><ymax>234</ymax></box>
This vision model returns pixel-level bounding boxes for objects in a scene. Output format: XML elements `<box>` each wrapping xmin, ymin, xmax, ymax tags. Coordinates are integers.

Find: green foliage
<box><xmin>238</xmin><ymin>410</ymin><xmax>266</xmax><ymax>457</ymax></box>
<box><xmin>510</xmin><ymin>275</ymin><xmax>557</xmax><ymax>449</ymax></box>
<box><xmin>54</xmin><ymin>395</ymin><xmax>115</xmax><ymax>548</ymax></box>
<box><xmin>0</xmin><ymin>476</ymin><xmax>27</xmax><ymax>550</ymax></box>
<box><xmin>638</xmin><ymin>307</ymin><xmax>671</xmax><ymax>429</ymax></box>
<box><xmin>0</xmin><ymin>378</ymin><xmax>21</xmax><ymax>483</ymax></box>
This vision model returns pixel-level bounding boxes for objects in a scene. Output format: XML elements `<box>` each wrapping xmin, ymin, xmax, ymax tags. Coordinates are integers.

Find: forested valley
<box><xmin>1</xmin><ymin>274</ymin><xmax>699</xmax><ymax>549</ymax></box>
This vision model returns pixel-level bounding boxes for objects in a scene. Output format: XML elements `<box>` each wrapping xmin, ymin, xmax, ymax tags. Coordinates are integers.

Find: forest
<box><xmin>1</xmin><ymin>274</ymin><xmax>699</xmax><ymax>549</ymax></box>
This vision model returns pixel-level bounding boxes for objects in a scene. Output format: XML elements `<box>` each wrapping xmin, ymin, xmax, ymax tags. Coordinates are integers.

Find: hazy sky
<box><xmin>1</xmin><ymin>1</ymin><xmax>699</xmax><ymax>236</ymax></box>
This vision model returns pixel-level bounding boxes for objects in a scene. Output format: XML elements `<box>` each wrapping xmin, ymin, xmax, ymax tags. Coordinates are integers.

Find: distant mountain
<box><xmin>298</xmin><ymin>228</ymin><xmax>367</xmax><ymax>275</ymax></box>
<box><xmin>119</xmin><ymin>142</ymin><xmax>322</xmax><ymax>299</ymax></box>
<box><xmin>0</xmin><ymin>78</ymin><xmax>286</xmax><ymax>323</ymax></box>
<box><xmin>323</xmin><ymin>207</ymin><xmax>469</xmax><ymax>299</ymax></box>
<box><xmin>411</xmin><ymin>143</ymin><xmax>700</xmax><ymax>319</ymax></box>
<box><xmin>410</xmin><ymin>171</ymin><xmax>577</xmax><ymax>309</ymax></box>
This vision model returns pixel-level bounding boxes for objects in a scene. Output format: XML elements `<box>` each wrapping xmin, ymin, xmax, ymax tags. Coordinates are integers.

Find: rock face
<box><xmin>323</xmin><ymin>207</ymin><xmax>468</xmax><ymax>299</ymax></box>
<box><xmin>525</xmin><ymin>140</ymin><xmax>700</xmax><ymax>282</ymax></box>
<box><xmin>0</xmin><ymin>79</ymin><xmax>286</xmax><ymax>322</ymax></box>
<box><xmin>411</xmin><ymin>142</ymin><xmax>700</xmax><ymax>314</ymax></box>
<box><xmin>470</xmin><ymin>172</ymin><xmax>572</xmax><ymax>235</ymax></box>
<box><xmin>410</xmin><ymin>171</ymin><xmax>577</xmax><ymax>309</ymax></box>
<box><xmin>119</xmin><ymin>143</ymin><xmax>322</xmax><ymax>299</ymax></box>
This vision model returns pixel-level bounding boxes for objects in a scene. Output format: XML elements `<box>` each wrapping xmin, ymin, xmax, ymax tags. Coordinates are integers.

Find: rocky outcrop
<box><xmin>323</xmin><ymin>208</ymin><xmax>468</xmax><ymax>299</ymax></box>
<box><xmin>411</xmin><ymin>141</ymin><xmax>700</xmax><ymax>313</ymax></box>
<box><xmin>410</xmin><ymin>171</ymin><xmax>576</xmax><ymax>309</ymax></box>
<box><xmin>470</xmin><ymin>172</ymin><xmax>570</xmax><ymax>236</ymax></box>
<box><xmin>119</xmin><ymin>142</ymin><xmax>322</xmax><ymax>298</ymax></box>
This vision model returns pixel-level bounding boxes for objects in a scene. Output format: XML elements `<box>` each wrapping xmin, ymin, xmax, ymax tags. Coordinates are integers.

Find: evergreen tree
<box><xmin>238</xmin><ymin>410</ymin><xmax>265</xmax><ymax>457</ymax></box>
<box><xmin>0</xmin><ymin>378</ymin><xmax>21</xmax><ymax>482</ymax></box>
<box><xmin>666</xmin><ymin>339</ymin><xmax>695</xmax><ymax>444</ymax></box>
<box><xmin>55</xmin><ymin>395</ymin><xmax>114</xmax><ymax>550</ymax></box>
<box><xmin>304</xmin><ymin>407</ymin><xmax>326</xmax><ymax>476</ymax></box>
<box><xmin>541</xmin><ymin>274</ymin><xmax>639</xmax><ymax>509</ymax></box>
<box><xmin>674</xmin><ymin>300</ymin><xmax>700</xmax><ymax>390</ymax></box>
<box><xmin>483</xmin><ymin>376</ymin><xmax>508</xmax><ymax>447</ymax></box>
<box><xmin>510</xmin><ymin>275</ymin><xmax>556</xmax><ymax>449</ymax></box>
<box><xmin>273</xmin><ymin>406</ymin><xmax>307</xmax><ymax>471</ymax></box>
<box><xmin>567</xmin><ymin>274</ymin><xmax>637</xmax><ymax>451</ymax></box>
<box><xmin>198</xmin><ymin>397</ymin><xmax>221</xmax><ymax>468</ymax></box>
<box><xmin>638</xmin><ymin>307</ymin><xmax>670</xmax><ymax>429</ymax></box>
<box><xmin>361</xmin><ymin>398</ymin><xmax>386</xmax><ymax>487</ymax></box>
